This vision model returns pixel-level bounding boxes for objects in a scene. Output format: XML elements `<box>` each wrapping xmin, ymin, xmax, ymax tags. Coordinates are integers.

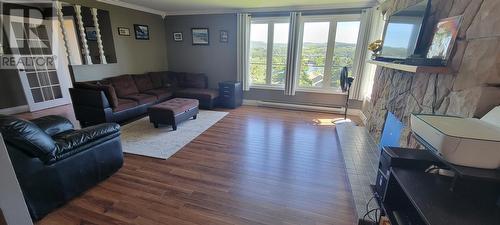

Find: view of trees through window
<box><xmin>271</xmin><ymin>23</ymin><xmax>289</xmax><ymax>85</ymax></box>
<box><xmin>249</xmin><ymin>21</ymin><xmax>289</xmax><ymax>86</ymax></box>
<box><xmin>249</xmin><ymin>23</ymin><xmax>268</xmax><ymax>85</ymax></box>
<box><xmin>331</xmin><ymin>21</ymin><xmax>361</xmax><ymax>88</ymax></box>
<box><xmin>300</xmin><ymin>22</ymin><xmax>329</xmax><ymax>88</ymax></box>
<box><xmin>249</xmin><ymin>17</ymin><xmax>360</xmax><ymax>90</ymax></box>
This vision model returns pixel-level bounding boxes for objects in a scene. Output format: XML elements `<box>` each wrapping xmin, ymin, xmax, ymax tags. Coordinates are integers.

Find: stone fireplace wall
<box><xmin>364</xmin><ymin>0</ymin><xmax>500</xmax><ymax>147</ymax></box>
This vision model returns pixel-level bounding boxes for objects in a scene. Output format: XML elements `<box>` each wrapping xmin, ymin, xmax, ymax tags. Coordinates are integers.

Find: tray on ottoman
<box><xmin>148</xmin><ymin>98</ymin><xmax>199</xmax><ymax>130</ymax></box>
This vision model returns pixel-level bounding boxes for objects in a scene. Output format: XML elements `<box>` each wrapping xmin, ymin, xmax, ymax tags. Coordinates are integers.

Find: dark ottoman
<box><xmin>148</xmin><ymin>98</ymin><xmax>199</xmax><ymax>130</ymax></box>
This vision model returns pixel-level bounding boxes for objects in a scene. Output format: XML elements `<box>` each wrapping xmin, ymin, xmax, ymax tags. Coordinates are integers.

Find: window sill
<box><xmin>249</xmin><ymin>85</ymin><xmax>345</xmax><ymax>95</ymax></box>
<box><xmin>296</xmin><ymin>88</ymin><xmax>345</xmax><ymax>95</ymax></box>
<box><xmin>250</xmin><ymin>85</ymin><xmax>285</xmax><ymax>90</ymax></box>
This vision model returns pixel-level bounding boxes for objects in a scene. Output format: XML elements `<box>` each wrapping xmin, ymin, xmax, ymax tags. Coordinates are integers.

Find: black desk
<box><xmin>382</xmin><ymin>168</ymin><xmax>500</xmax><ymax>225</ymax></box>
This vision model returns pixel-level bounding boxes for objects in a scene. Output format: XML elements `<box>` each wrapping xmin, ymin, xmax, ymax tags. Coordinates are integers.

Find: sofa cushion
<box><xmin>52</xmin><ymin>123</ymin><xmax>120</xmax><ymax>162</ymax></box>
<box><xmin>142</xmin><ymin>88</ymin><xmax>173</xmax><ymax>102</ymax></box>
<box><xmin>133</xmin><ymin>74</ymin><xmax>154</xmax><ymax>92</ymax></box>
<box><xmin>31</xmin><ymin>115</ymin><xmax>74</xmax><ymax>136</ymax></box>
<box><xmin>74</xmin><ymin>82</ymin><xmax>119</xmax><ymax>108</ymax></box>
<box><xmin>0</xmin><ymin>115</ymin><xmax>56</xmax><ymax>161</ymax></box>
<box><xmin>97</xmin><ymin>79</ymin><xmax>111</xmax><ymax>85</ymax></box>
<box><xmin>109</xmin><ymin>75</ymin><xmax>140</xmax><ymax>97</ymax></box>
<box><xmin>73</xmin><ymin>81</ymin><xmax>95</xmax><ymax>89</ymax></box>
<box><xmin>122</xmin><ymin>93</ymin><xmax>157</xmax><ymax>105</ymax></box>
<box><xmin>180</xmin><ymin>73</ymin><xmax>207</xmax><ymax>89</ymax></box>
<box><xmin>99</xmin><ymin>84</ymin><xmax>119</xmax><ymax>108</ymax></box>
<box><xmin>113</xmin><ymin>98</ymin><xmax>138</xmax><ymax>112</ymax></box>
<box><xmin>148</xmin><ymin>71</ymin><xmax>167</xmax><ymax>89</ymax></box>
<box><xmin>73</xmin><ymin>81</ymin><xmax>97</xmax><ymax>90</ymax></box>
<box><xmin>175</xmin><ymin>88</ymin><xmax>219</xmax><ymax>100</ymax></box>
<box><xmin>164</xmin><ymin>71</ymin><xmax>180</xmax><ymax>88</ymax></box>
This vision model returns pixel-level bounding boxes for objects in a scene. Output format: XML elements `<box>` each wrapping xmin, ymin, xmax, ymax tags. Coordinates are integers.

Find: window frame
<box><xmin>248</xmin><ymin>13</ymin><xmax>365</xmax><ymax>93</ymax></box>
<box><xmin>296</xmin><ymin>14</ymin><xmax>362</xmax><ymax>93</ymax></box>
<box><xmin>249</xmin><ymin>17</ymin><xmax>290</xmax><ymax>89</ymax></box>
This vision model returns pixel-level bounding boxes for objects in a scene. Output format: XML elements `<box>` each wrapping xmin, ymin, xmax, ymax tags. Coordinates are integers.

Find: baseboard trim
<box><xmin>242</xmin><ymin>99</ymin><xmax>259</xmax><ymax>106</ymax></box>
<box><xmin>242</xmin><ymin>100</ymin><xmax>365</xmax><ymax>118</ymax></box>
<box><xmin>358</xmin><ymin>110</ymin><xmax>368</xmax><ymax>126</ymax></box>
<box><xmin>0</xmin><ymin>105</ymin><xmax>29</xmax><ymax>115</ymax></box>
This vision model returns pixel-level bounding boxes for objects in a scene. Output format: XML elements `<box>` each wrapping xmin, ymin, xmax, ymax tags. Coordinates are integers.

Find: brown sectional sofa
<box><xmin>70</xmin><ymin>71</ymin><xmax>219</xmax><ymax>126</ymax></box>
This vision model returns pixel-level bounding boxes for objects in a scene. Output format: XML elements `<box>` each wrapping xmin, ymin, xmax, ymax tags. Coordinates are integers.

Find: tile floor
<box><xmin>336</xmin><ymin>123</ymin><xmax>380</xmax><ymax>220</ymax></box>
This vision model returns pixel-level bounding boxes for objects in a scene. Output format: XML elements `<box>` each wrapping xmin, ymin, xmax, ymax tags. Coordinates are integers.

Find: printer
<box><xmin>410</xmin><ymin>106</ymin><xmax>500</xmax><ymax>169</ymax></box>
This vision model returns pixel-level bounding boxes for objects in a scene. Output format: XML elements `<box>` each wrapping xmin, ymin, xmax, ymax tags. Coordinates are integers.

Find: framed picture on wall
<box><xmin>85</xmin><ymin>26</ymin><xmax>97</xmax><ymax>41</ymax></box>
<box><xmin>117</xmin><ymin>27</ymin><xmax>130</xmax><ymax>36</ymax></box>
<box><xmin>426</xmin><ymin>15</ymin><xmax>463</xmax><ymax>61</ymax></box>
<box><xmin>191</xmin><ymin>28</ymin><xmax>209</xmax><ymax>45</ymax></box>
<box><xmin>173</xmin><ymin>32</ymin><xmax>183</xmax><ymax>41</ymax></box>
<box><xmin>220</xmin><ymin>30</ymin><xmax>228</xmax><ymax>43</ymax></box>
<box><xmin>134</xmin><ymin>24</ymin><xmax>150</xmax><ymax>40</ymax></box>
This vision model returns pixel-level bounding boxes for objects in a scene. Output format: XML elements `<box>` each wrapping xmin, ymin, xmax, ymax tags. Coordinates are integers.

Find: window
<box><xmin>299</xmin><ymin>21</ymin><xmax>330</xmax><ymax>88</ymax></box>
<box><xmin>271</xmin><ymin>23</ymin><xmax>289</xmax><ymax>85</ymax></box>
<box><xmin>247</xmin><ymin>14</ymin><xmax>362</xmax><ymax>92</ymax></box>
<box><xmin>298</xmin><ymin>15</ymin><xmax>361</xmax><ymax>91</ymax></box>
<box><xmin>249</xmin><ymin>23</ymin><xmax>268</xmax><ymax>85</ymax></box>
<box><xmin>249</xmin><ymin>18</ymin><xmax>289</xmax><ymax>86</ymax></box>
<box><xmin>330</xmin><ymin>21</ymin><xmax>361</xmax><ymax>88</ymax></box>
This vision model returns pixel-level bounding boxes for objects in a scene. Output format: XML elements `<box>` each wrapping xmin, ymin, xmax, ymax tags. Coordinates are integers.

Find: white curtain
<box><xmin>350</xmin><ymin>8</ymin><xmax>373</xmax><ymax>100</ymax></box>
<box><xmin>284</xmin><ymin>12</ymin><xmax>302</xmax><ymax>96</ymax></box>
<box><xmin>359</xmin><ymin>7</ymin><xmax>385</xmax><ymax>100</ymax></box>
<box><xmin>236</xmin><ymin>13</ymin><xmax>251</xmax><ymax>91</ymax></box>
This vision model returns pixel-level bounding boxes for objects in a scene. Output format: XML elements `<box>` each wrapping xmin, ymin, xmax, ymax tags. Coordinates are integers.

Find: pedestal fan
<box><xmin>333</xmin><ymin>66</ymin><xmax>355</xmax><ymax>125</ymax></box>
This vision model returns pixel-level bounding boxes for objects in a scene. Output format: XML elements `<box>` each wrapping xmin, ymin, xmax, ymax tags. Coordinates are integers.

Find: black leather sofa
<box><xmin>70</xmin><ymin>71</ymin><xmax>219</xmax><ymax>127</ymax></box>
<box><xmin>0</xmin><ymin>114</ymin><xmax>123</xmax><ymax>220</ymax></box>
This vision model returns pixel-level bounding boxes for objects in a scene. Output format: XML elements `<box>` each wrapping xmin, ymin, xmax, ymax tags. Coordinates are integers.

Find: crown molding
<box><xmin>96</xmin><ymin>0</ymin><xmax>378</xmax><ymax>17</ymax></box>
<box><xmin>164</xmin><ymin>1</ymin><xmax>378</xmax><ymax>16</ymax></box>
<box><xmin>96</xmin><ymin>0</ymin><xmax>167</xmax><ymax>18</ymax></box>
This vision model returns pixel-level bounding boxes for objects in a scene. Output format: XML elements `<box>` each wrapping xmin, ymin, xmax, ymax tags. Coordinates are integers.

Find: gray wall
<box><xmin>165</xmin><ymin>14</ymin><xmax>237</xmax><ymax>89</ymax></box>
<box><xmin>65</xmin><ymin>0</ymin><xmax>168</xmax><ymax>82</ymax></box>
<box><xmin>165</xmin><ymin>13</ymin><xmax>361</xmax><ymax>109</ymax></box>
<box><xmin>0</xmin><ymin>70</ymin><xmax>27</xmax><ymax>109</ymax></box>
<box><xmin>246</xmin><ymin>89</ymin><xmax>362</xmax><ymax>108</ymax></box>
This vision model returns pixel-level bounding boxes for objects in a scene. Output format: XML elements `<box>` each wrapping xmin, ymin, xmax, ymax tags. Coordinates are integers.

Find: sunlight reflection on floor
<box><xmin>313</xmin><ymin>118</ymin><xmax>338</xmax><ymax>126</ymax></box>
<box><xmin>313</xmin><ymin>117</ymin><xmax>354</xmax><ymax>126</ymax></box>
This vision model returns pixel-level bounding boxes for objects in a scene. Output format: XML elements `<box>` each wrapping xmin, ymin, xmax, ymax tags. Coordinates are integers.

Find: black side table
<box><xmin>218</xmin><ymin>81</ymin><xmax>243</xmax><ymax>109</ymax></box>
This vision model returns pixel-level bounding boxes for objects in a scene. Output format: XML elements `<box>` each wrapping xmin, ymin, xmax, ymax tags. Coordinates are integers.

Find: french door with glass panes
<box><xmin>5</xmin><ymin>15</ymin><xmax>72</xmax><ymax>112</ymax></box>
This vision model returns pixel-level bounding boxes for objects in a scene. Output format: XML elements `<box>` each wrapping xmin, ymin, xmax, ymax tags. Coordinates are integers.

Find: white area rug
<box><xmin>120</xmin><ymin>110</ymin><xmax>228</xmax><ymax>159</ymax></box>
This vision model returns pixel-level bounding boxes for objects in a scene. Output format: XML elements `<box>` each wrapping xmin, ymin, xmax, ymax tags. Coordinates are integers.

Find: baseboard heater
<box><xmin>255</xmin><ymin>101</ymin><xmax>345</xmax><ymax>114</ymax></box>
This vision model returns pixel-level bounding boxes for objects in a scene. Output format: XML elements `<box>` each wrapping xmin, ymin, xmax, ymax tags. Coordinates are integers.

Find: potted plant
<box><xmin>368</xmin><ymin>40</ymin><xmax>383</xmax><ymax>59</ymax></box>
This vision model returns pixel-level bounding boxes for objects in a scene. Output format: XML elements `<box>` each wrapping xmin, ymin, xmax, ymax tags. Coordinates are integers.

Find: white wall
<box><xmin>0</xmin><ymin>134</ymin><xmax>33</xmax><ymax>225</ymax></box>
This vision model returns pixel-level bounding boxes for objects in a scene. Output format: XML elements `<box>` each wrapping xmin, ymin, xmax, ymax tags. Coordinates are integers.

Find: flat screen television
<box><xmin>379</xmin><ymin>0</ymin><xmax>431</xmax><ymax>60</ymax></box>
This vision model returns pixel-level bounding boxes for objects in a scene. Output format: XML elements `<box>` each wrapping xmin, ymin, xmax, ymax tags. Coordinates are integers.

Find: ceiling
<box><xmin>99</xmin><ymin>0</ymin><xmax>379</xmax><ymax>16</ymax></box>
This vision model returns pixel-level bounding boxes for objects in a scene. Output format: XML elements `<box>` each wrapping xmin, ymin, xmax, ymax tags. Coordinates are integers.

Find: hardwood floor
<box><xmin>22</xmin><ymin>105</ymin><xmax>356</xmax><ymax>225</ymax></box>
